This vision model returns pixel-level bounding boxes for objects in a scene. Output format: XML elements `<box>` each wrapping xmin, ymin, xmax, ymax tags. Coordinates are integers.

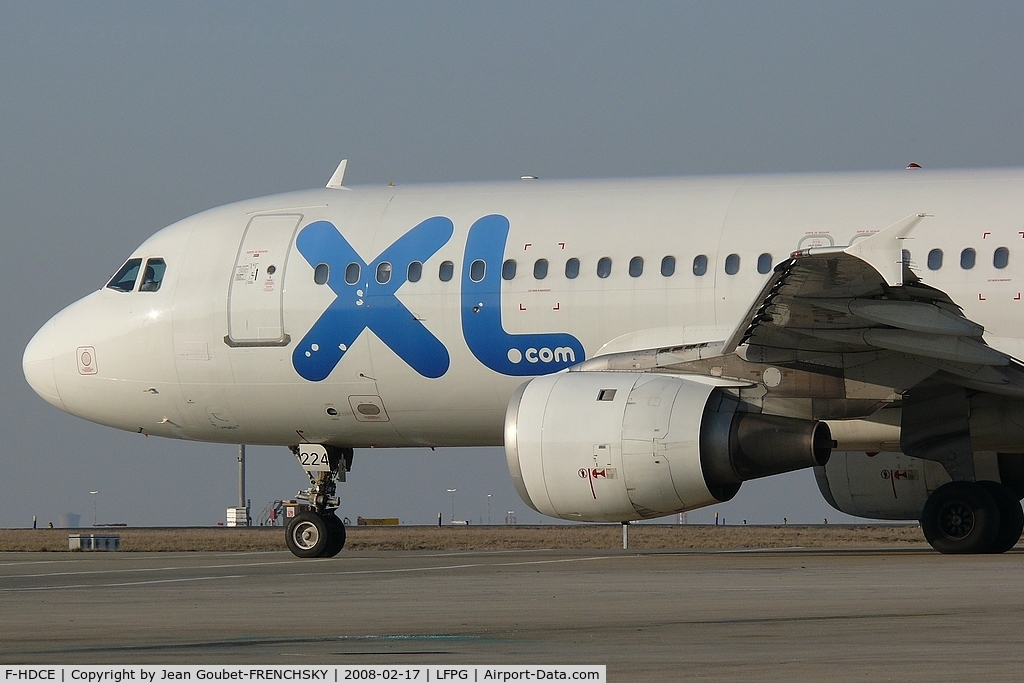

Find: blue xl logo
<box><xmin>292</xmin><ymin>214</ymin><xmax>585</xmax><ymax>380</ymax></box>
<box><xmin>292</xmin><ymin>217</ymin><xmax>453</xmax><ymax>380</ymax></box>
<box><xmin>462</xmin><ymin>215</ymin><xmax>585</xmax><ymax>376</ymax></box>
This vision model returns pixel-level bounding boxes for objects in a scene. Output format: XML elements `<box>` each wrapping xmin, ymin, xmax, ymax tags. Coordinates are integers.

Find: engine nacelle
<box><xmin>505</xmin><ymin>372</ymin><xmax>832</xmax><ymax>522</ymax></box>
<box><xmin>815</xmin><ymin>451</ymin><xmax>1024</xmax><ymax>520</ymax></box>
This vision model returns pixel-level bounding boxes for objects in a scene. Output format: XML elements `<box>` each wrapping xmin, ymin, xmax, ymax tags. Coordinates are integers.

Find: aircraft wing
<box><xmin>579</xmin><ymin>212</ymin><xmax>1024</xmax><ymax>401</ymax></box>
<box><xmin>721</xmin><ymin>213</ymin><xmax>1024</xmax><ymax>398</ymax></box>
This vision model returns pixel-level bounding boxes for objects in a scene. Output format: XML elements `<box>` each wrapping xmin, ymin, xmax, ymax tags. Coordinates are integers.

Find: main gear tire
<box><xmin>980</xmin><ymin>481</ymin><xmax>1024</xmax><ymax>554</ymax></box>
<box><xmin>921</xmin><ymin>481</ymin><xmax>1000</xmax><ymax>554</ymax></box>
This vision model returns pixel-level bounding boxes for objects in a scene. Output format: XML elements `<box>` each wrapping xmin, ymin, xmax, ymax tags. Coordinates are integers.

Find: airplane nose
<box><xmin>23</xmin><ymin>317</ymin><xmax>65</xmax><ymax>411</ymax></box>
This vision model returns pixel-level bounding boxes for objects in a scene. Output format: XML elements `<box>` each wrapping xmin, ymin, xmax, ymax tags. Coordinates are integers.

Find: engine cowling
<box><xmin>505</xmin><ymin>372</ymin><xmax>832</xmax><ymax>522</ymax></box>
<box><xmin>815</xmin><ymin>451</ymin><xmax>1024</xmax><ymax>519</ymax></box>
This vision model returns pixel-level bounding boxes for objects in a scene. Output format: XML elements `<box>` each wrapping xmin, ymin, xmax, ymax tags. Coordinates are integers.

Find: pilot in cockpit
<box><xmin>139</xmin><ymin>265</ymin><xmax>159</xmax><ymax>292</ymax></box>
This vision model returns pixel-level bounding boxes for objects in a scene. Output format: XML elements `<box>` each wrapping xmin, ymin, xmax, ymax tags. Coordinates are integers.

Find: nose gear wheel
<box><xmin>285</xmin><ymin>511</ymin><xmax>346</xmax><ymax>558</ymax></box>
<box><xmin>286</xmin><ymin>511</ymin><xmax>329</xmax><ymax>558</ymax></box>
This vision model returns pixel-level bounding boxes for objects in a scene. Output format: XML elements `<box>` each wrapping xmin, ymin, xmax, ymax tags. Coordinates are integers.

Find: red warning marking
<box><xmin>1016</xmin><ymin>293</ymin><xmax>1021</xmax><ymax>301</ymax></box>
<box><xmin>984</xmin><ymin>232</ymin><xmax>991</xmax><ymax>239</ymax></box>
<box><xmin>880</xmin><ymin>469</ymin><xmax>915</xmax><ymax>498</ymax></box>
<box><xmin>979</xmin><ymin>293</ymin><xmax>986</xmax><ymax>300</ymax></box>
<box><xmin>581</xmin><ymin>467</ymin><xmax>613</xmax><ymax>499</ymax></box>
<box><xmin>524</xmin><ymin>243</ymin><xmax>532</xmax><ymax>250</ymax></box>
<box><xmin>552</xmin><ymin>302</ymin><xmax>560</xmax><ymax>310</ymax></box>
<box><xmin>519</xmin><ymin>303</ymin><xmax>527</xmax><ymax>311</ymax></box>
<box><xmin>558</xmin><ymin>242</ymin><xmax>565</xmax><ymax>249</ymax></box>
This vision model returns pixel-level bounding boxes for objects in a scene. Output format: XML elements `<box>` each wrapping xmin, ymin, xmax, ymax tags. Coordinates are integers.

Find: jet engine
<box><xmin>814</xmin><ymin>451</ymin><xmax>1024</xmax><ymax>520</ymax></box>
<box><xmin>504</xmin><ymin>372</ymin><xmax>832</xmax><ymax>521</ymax></box>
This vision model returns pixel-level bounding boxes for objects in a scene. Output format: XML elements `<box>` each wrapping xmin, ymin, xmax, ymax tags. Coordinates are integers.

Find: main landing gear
<box><xmin>903</xmin><ymin>387</ymin><xmax>1024</xmax><ymax>554</ymax></box>
<box><xmin>285</xmin><ymin>445</ymin><xmax>352</xmax><ymax>558</ymax></box>
<box><xmin>920</xmin><ymin>480</ymin><xmax>1024</xmax><ymax>554</ymax></box>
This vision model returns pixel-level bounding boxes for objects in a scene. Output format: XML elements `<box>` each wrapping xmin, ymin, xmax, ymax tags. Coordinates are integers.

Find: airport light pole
<box><xmin>447</xmin><ymin>488</ymin><xmax>457</xmax><ymax>523</ymax></box>
<box><xmin>238</xmin><ymin>444</ymin><xmax>246</xmax><ymax>509</ymax></box>
<box><xmin>90</xmin><ymin>491</ymin><xmax>98</xmax><ymax>526</ymax></box>
<box><xmin>487</xmin><ymin>494</ymin><xmax>492</xmax><ymax>525</ymax></box>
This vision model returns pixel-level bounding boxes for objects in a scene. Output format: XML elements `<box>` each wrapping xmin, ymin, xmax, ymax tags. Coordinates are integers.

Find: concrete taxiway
<box><xmin>1</xmin><ymin>547</ymin><xmax>1023</xmax><ymax>681</ymax></box>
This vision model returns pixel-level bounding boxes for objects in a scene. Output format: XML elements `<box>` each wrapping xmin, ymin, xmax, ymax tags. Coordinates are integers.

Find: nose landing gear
<box><xmin>286</xmin><ymin>445</ymin><xmax>352</xmax><ymax>558</ymax></box>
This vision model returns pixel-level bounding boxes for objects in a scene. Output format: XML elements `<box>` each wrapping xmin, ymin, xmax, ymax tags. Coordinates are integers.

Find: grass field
<box><xmin>0</xmin><ymin>523</ymin><xmax>927</xmax><ymax>552</ymax></box>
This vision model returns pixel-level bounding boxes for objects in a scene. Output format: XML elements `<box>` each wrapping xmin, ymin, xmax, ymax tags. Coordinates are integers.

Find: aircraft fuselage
<box><xmin>24</xmin><ymin>169</ymin><xmax>1024</xmax><ymax>450</ymax></box>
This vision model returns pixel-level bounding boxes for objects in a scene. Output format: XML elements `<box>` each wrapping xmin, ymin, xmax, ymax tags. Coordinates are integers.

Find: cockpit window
<box><xmin>106</xmin><ymin>258</ymin><xmax>143</xmax><ymax>292</ymax></box>
<box><xmin>139</xmin><ymin>258</ymin><xmax>166</xmax><ymax>292</ymax></box>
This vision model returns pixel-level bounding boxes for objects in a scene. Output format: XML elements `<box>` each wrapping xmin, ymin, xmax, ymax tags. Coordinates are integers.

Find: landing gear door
<box><xmin>295</xmin><ymin>444</ymin><xmax>332</xmax><ymax>474</ymax></box>
<box><xmin>226</xmin><ymin>214</ymin><xmax>302</xmax><ymax>347</ymax></box>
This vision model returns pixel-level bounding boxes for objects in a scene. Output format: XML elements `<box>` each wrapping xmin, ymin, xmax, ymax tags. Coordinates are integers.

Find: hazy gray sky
<box><xmin>4</xmin><ymin>2</ymin><xmax>1023</xmax><ymax>529</ymax></box>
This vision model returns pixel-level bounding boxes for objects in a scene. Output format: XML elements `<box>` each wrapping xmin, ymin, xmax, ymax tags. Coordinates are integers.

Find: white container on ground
<box><xmin>226</xmin><ymin>506</ymin><xmax>250</xmax><ymax>527</ymax></box>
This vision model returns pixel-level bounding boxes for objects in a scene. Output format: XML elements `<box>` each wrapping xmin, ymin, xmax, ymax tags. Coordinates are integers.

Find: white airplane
<box><xmin>23</xmin><ymin>163</ymin><xmax>1024</xmax><ymax>557</ymax></box>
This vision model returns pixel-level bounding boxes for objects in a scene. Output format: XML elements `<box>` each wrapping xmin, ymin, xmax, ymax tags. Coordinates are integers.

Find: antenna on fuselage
<box><xmin>326</xmin><ymin>159</ymin><xmax>348</xmax><ymax>188</ymax></box>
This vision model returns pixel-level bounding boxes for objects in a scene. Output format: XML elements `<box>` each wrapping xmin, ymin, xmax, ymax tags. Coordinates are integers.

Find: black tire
<box><xmin>980</xmin><ymin>481</ymin><xmax>1024</xmax><ymax>554</ymax></box>
<box><xmin>285</xmin><ymin>511</ymin><xmax>329</xmax><ymax>558</ymax></box>
<box><xmin>921</xmin><ymin>481</ymin><xmax>1000</xmax><ymax>554</ymax></box>
<box><xmin>321</xmin><ymin>513</ymin><xmax>347</xmax><ymax>558</ymax></box>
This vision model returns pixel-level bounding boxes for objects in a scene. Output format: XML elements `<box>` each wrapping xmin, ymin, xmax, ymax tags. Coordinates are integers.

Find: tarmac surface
<box><xmin>2</xmin><ymin>547</ymin><xmax>1023</xmax><ymax>681</ymax></box>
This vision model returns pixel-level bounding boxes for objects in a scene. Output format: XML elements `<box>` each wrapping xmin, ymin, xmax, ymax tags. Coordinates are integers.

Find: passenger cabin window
<box><xmin>725</xmin><ymin>254</ymin><xmax>740</xmax><ymax>275</ymax></box>
<box><xmin>407</xmin><ymin>261</ymin><xmax>422</xmax><ymax>283</ymax></box>
<box><xmin>757</xmin><ymin>253</ymin><xmax>772</xmax><ymax>274</ymax></box>
<box><xmin>502</xmin><ymin>259</ymin><xmax>517</xmax><ymax>280</ymax></box>
<box><xmin>661</xmin><ymin>256</ymin><xmax>676</xmax><ymax>277</ymax></box>
<box><xmin>106</xmin><ymin>258</ymin><xmax>143</xmax><ymax>292</ymax></box>
<box><xmin>345</xmin><ymin>262</ymin><xmax>360</xmax><ymax>285</ymax></box>
<box><xmin>139</xmin><ymin>258</ymin><xmax>166</xmax><ymax>292</ymax></box>
<box><xmin>439</xmin><ymin>261</ymin><xmax>454</xmax><ymax>282</ymax></box>
<box><xmin>376</xmin><ymin>262</ymin><xmax>392</xmax><ymax>284</ymax></box>
<box><xmin>994</xmin><ymin>247</ymin><xmax>1010</xmax><ymax>269</ymax></box>
<box><xmin>470</xmin><ymin>259</ymin><xmax>486</xmax><ymax>282</ymax></box>
<box><xmin>961</xmin><ymin>248</ymin><xmax>976</xmax><ymax>270</ymax></box>
<box><xmin>565</xmin><ymin>258</ymin><xmax>580</xmax><ymax>279</ymax></box>
<box><xmin>693</xmin><ymin>255</ymin><xmax>708</xmax><ymax>276</ymax></box>
<box><xmin>927</xmin><ymin>249</ymin><xmax>943</xmax><ymax>270</ymax></box>
<box><xmin>597</xmin><ymin>257</ymin><xmax>612</xmax><ymax>279</ymax></box>
<box><xmin>534</xmin><ymin>259</ymin><xmax>548</xmax><ymax>279</ymax></box>
<box><xmin>313</xmin><ymin>263</ymin><xmax>330</xmax><ymax>285</ymax></box>
<box><xmin>629</xmin><ymin>257</ymin><xmax>643</xmax><ymax>277</ymax></box>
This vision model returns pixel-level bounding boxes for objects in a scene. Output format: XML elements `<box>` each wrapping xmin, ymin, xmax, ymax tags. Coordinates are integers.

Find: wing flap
<box><xmin>721</xmin><ymin>212</ymin><xmax>1024</xmax><ymax>397</ymax></box>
